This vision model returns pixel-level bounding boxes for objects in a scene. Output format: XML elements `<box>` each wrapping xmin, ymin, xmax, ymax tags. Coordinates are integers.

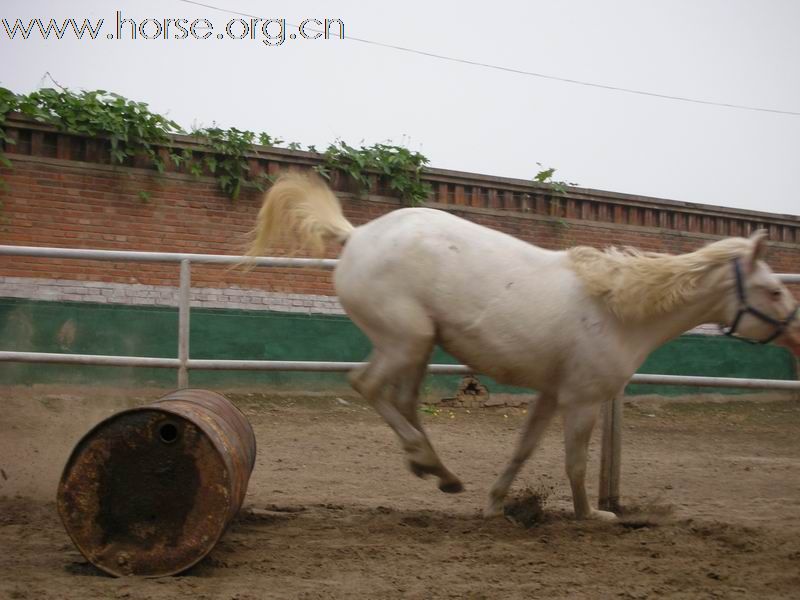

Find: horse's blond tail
<box><xmin>246</xmin><ymin>172</ymin><xmax>355</xmax><ymax>259</ymax></box>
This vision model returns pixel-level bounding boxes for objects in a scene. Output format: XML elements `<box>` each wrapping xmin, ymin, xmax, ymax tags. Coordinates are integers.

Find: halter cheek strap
<box><xmin>722</xmin><ymin>258</ymin><xmax>799</xmax><ymax>345</ymax></box>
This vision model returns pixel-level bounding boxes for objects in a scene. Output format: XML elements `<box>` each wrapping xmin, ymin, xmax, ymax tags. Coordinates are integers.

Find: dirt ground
<box><xmin>1</xmin><ymin>386</ymin><xmax>799</xmax><ymax>600</ymax></box>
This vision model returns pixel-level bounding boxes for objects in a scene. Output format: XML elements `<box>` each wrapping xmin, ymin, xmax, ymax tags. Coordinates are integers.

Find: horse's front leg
<box><xmin>485</xmin><ymin>392</ymin><xmax>557</xmax><ymax>517</ymax></box>
<box><xmin>563</xmin><ymin>401</ymin><xmax>617</xmax><ymax>521</ymax></box>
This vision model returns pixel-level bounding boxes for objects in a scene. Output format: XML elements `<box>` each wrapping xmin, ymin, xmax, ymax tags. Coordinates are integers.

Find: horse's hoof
<box><xmin>579</xmin><ymin>509</ymin><xmax>617</xmax><ymax>522</ymax></box>
<box><xmin>438</xmin><ymin>479</ymin><xmax>464</xmax><ymax>494</ymax></box>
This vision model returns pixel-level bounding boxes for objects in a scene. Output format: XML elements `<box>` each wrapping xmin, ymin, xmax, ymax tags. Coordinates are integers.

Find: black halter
<box><xmin>721</xmin><ymin>258</ymin><xmax>798</xmax><ymax>345</ymax></box>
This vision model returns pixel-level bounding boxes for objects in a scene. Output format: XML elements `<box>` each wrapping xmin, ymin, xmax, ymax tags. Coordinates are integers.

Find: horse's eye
<box><xmin>770</xmin><ymin>289</ymin><xmax>782</xmax><ymax>301</ymax></box>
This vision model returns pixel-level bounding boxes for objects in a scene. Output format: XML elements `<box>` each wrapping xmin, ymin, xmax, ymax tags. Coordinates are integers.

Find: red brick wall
<box><xmin>1</xmin><ymin>118</ymin><xmax>798</xmax><ymax>298</ymax></box>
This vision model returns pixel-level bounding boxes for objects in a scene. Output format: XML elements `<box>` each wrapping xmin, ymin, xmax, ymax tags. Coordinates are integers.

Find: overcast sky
<box><xmin>2</xmin><ymin>0</ymin><xmax>799</xmax><ymax>216</ymax></box>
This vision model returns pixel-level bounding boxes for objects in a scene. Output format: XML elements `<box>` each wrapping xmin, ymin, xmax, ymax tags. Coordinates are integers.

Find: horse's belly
<box><xmin>436</xmin><ymin>324</ymin><xmax>560</xmax><ymax>390</ymax></box>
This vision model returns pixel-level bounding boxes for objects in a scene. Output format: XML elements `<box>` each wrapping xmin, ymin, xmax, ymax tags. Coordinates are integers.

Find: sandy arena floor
<box><xmin>1</xmin><ymin>386</ymin><xmax>799</xmax><ymax>599</ymax></box>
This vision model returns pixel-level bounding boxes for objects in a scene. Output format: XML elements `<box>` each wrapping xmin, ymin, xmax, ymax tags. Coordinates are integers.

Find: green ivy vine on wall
<box><xmin>316</xmin><ymin>140</ymin><xmax>431</xmax><ymax>206</ymax></box>
<box><xmin>0</xmin><ymin>86</ymin><xmax>437</xmax><ymax>204</ymax></box>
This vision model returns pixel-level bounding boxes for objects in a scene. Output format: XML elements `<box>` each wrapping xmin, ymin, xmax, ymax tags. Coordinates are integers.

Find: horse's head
<box><xmin>720</xmin><ymin>230</ymin><xmax>800</xmax><ymax>355</ymax></box>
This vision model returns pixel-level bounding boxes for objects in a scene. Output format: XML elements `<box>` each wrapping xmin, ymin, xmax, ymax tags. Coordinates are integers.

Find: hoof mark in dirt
<box><xmin>261</xmin><ymin>504</ymin><xmax>307</xmax><ymax>513</ymax></box>
<box><xmin>400</xmin><ymin>515</ymin><xmax>431</xmax><ymax>528</ymax></box>
<box><xmin>617</xmin><ymin>502</ymin><xmax>675</xmax><ymax>529</ymax></box>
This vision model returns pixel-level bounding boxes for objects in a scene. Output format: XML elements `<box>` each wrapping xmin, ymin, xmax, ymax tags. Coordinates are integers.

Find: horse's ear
<box><xmin>747</xmin><ymin>229</ymin><xmax>768</xmax><ymax>269</ymax></box>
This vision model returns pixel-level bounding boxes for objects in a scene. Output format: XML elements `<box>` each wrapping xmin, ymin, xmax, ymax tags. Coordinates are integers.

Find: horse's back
<box><xmin>337</xmin><ymin>207</ymin><xmax>551</xmax><ymax>281</ymax></box>
<box><xmin>335</xmin><ymin>208</ymin><xmax>553</xmax><ymax>312</ymax></box>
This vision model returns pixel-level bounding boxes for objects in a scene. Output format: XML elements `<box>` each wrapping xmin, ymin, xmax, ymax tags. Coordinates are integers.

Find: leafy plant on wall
<box><xmin>533</xmin><ymin>162</ymin><xmax>577</xmax><ymax>197</ymax></box>
<box><xmin>533</xmin><ymin>162</ymin><xmax>578</xmax><ymax>231</ymax></box>
<box><xmin>3</xmin><ymin>87</ymin><xmax>181</xmax><ymax>172</ymax></box>
<box><xmin>0</xmin><ymin>87</ymin><xmax>20</xmax><ymax>190</ymax></box>
<box><xmin>317</xmin><ymin>140</ymin><xmax>432</xmax><ymax>205</ymax></box>
<box><xmin>188</xmin><ymin>127</ymin><xmax>272</xmax><ymax>200</ymax></box>
<box><xmin>0</xmin><ymin>86</ymin><xmax>435</xmax><ymax>205</ymax></box>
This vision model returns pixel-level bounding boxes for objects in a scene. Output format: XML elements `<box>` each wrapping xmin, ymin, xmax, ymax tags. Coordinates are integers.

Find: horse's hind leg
<box><xmin>393</xmin><ymin>354</ymin><xmax>463</xmax><ymax>493</ymax></box>
<box><xmin>485</xmin><ymin>392</ymin><xmax>557</xmax><ymax>517</ymax></box>
<box><xmin>562</xmin><ymin>401</ymin><xmax>616</xmax><ymax>521</ymax></box>
<box><xmin>350</xmin><ymin>343</ymin><xmax>462</xmax><ymax>493</ymax></box>
<box><xmin>386</xmin><ymin>339</ymin><xmax>432</xmax><ymax>440</ymax></box>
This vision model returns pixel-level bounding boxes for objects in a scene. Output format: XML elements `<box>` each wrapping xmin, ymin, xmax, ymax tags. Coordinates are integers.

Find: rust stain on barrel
<box><xmin>57</xmin><ymin>389</ymin><xmax>256</xmax><ymax>577</ymax></box>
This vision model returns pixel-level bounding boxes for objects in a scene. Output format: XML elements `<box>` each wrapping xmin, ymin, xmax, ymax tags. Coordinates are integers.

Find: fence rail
<box><xmin>1</xmin><ymin>350</ymin><xmax>799</xmax><ymax>389</ymax></box>
<box><xmin>1</xmin><ymin>244</ymin><xmax>798</xmax><ymax>513</ymax></box>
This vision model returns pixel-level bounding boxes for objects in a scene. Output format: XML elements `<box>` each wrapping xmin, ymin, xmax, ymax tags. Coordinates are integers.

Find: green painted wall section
<box><xmin>0</xmin><ymin>298</ymin><xmax>796</xmax><ymax>395</ymax></box>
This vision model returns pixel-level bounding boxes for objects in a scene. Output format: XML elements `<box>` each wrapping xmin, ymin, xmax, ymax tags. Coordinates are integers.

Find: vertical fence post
<box><xmin>599</xmin><ymin>393</ymin><xmax>623</xmax><ymax>512</ymax></box>
<box><xmin>178</xmin><ymin>259</ymin><xmax>191</xmax><ymax>388</ymax></box>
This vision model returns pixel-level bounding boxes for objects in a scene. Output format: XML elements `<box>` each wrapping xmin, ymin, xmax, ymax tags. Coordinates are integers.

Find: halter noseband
<box><xmin>721</xmin><ymin>258</ymin><xmax>798</xmax><ymax>345</ymax></box>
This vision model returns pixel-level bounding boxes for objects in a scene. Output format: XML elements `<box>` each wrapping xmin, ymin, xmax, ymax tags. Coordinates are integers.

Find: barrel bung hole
<box><xmin>159</xmin><ymin>422</ymin><xmax>179</xmax><ymax>444</ymax></box>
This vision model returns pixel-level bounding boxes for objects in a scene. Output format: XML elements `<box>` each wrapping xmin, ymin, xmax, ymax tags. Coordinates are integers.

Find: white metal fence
<box><xmin>1</xmin><ymin>244</ymin><xmax>799</xmax><ymax>511</ymax></box>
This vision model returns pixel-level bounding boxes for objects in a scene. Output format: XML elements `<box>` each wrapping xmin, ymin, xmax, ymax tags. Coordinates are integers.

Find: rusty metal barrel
<box><xmin>57</xmin><ymin>389</ymin><xmax>256</xmax><ymax>577</ymax></box>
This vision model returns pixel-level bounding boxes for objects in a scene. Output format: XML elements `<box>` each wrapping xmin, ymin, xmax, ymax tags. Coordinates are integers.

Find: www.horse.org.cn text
<box><xmin>1</xmin><ymin>11</ymin><xmax>346</xmax><ymax>46</ymax></box>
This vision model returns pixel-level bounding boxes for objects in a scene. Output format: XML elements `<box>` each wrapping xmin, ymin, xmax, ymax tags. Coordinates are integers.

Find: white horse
<box><xmin>247</xmin><ymin>173</ymin><xmax>800</xmax><ymax>520</ymax></box>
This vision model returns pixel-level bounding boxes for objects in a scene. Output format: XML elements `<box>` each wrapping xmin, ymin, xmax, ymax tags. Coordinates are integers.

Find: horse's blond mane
<box><xmin>567</xmin><ymin>237</ymin><xmax>755</xmax><ymax>321</ymax></box>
